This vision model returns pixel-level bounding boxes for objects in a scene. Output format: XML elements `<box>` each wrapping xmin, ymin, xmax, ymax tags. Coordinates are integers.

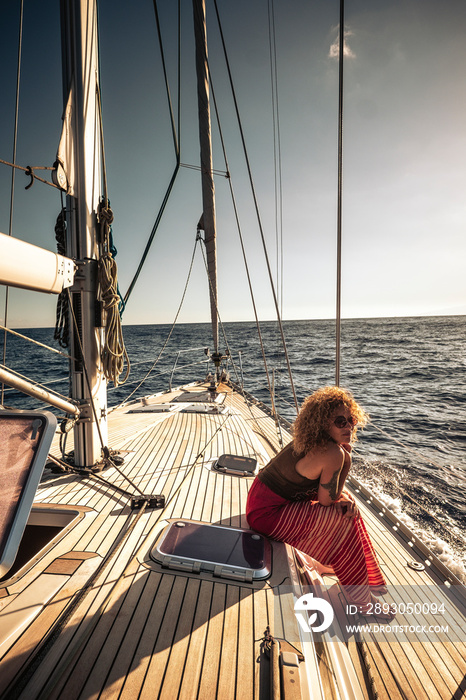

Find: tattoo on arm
<box><xmin>320</xmin><ymin>469</ymin><xmax>340</xmax><ymax>501</ymax></box>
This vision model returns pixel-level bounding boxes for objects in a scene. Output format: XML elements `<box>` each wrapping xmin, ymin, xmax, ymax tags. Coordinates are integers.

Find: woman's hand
<box><xmin>342</xmin><ymin>487</ymin><xmax>355</xmax><ymax>502</ymax></box>
<box><xmin>334</xmin><ymin>493</ymin><xmax>360</xmax><ymax>519</ymax></box>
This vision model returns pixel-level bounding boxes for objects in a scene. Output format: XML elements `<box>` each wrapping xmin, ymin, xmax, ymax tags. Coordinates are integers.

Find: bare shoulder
<box><xmin>319</xmin><ymin>441</ymin><xmax>345</xmax><ymax>469</ymax></box>
<box><xmin>295</xmin><ymin>441</ymin><xmax>343</xmax><ymax>480</ymax></box>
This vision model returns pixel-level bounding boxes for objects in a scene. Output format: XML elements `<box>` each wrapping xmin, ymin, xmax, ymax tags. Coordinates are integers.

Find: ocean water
<box><xmin>2</xmin><ymin>315</ymin><xmax>465</xmax><ymax>579</ymax></box>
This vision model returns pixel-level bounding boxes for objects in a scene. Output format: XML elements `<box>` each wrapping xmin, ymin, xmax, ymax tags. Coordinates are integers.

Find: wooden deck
<box><xmin>0</xmin><ymin>382</ymin><xmax>465</xmax><ymax>699</ymax></box>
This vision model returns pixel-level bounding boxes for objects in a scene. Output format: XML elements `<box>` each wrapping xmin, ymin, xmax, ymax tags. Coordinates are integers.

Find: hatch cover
<box><xmin>150</xmin><ymin>520</ymin><xmax>271</xmax><ymax>582</ymax></box>
<box><xmin>212</xmin><ymin>454</ymin><xmax>257</xmax><ymax>477</ymax></box>
<box><xmin>172</xmin><ymin>391</ymin><xmax>225</xmax><ymax>404</ymax></box>
<box><xmin>0</xmin><ymin>410</ymin><xmax>57</xmax><ymax>577</ymax></box>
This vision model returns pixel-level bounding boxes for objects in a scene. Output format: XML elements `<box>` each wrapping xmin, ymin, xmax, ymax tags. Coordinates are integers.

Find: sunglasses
<box><xmin>333</xmin><ymin>415</ymin><xmax>357</xmax><ymax>429</ymax></box>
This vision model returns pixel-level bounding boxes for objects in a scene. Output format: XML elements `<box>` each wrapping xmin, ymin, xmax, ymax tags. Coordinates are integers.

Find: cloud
<box><xmin>329</xmin><ymin>29</ymin><xmax>356</xmax><ymax>59</ymax></box>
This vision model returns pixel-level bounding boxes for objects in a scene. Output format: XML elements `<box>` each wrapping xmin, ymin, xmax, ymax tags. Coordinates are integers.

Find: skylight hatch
<box><xmin>150</xmin><ymin>520</ymin><xmax>271</xmax><ymax>582</ymax></box>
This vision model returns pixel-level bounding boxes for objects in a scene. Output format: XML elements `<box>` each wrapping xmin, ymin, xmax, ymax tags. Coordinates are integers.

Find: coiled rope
<box><xmin>97</xmin><ymin>201</ymin><xmax>130</xmax><ymax>386</ymax></box>
<box><xmin>54</xmin><ymin>207</ymin><xmax>70</xmax><ymax>349</ymax></box>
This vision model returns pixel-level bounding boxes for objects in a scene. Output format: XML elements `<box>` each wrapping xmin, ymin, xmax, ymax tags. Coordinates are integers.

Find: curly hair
<box><xmin>292</xmin><ymin>386</ymin><xmax>369</xmax><ymax>455</ymax></box>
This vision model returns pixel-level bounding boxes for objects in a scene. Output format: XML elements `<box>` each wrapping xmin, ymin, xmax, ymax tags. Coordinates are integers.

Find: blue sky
<box><xmin>0</xmin><ymin>0</ymin><xmax>465</xmax><ymax>328</ymax></box>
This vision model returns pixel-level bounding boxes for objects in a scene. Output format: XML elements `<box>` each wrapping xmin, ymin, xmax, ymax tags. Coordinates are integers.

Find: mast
<box><xmin>60</xmin><ymin>0</ymin><xmax>107</xmax><ymax>466</ymax></box>
<box><xmin>193</xmin><ymin>0</ymin><xmax>219</xmax><ymax>354</ymax></box>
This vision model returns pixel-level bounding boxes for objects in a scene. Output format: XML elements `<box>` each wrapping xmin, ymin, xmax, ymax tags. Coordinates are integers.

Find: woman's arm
<box><xmin>317</xmin><ymin>443</ymin><xmax>351</xmax><ymax>506</ymax></box>
<box><xmin>336</xmin><ymin>442</ymin><xmax>352</xmax><ymax>493</ymax></box>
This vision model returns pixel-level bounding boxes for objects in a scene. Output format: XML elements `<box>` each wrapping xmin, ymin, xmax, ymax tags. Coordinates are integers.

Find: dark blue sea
<box><xmin>2</xmin><ymin>316</ymin><xmax>465</xmax><ymax>579</ymax></box>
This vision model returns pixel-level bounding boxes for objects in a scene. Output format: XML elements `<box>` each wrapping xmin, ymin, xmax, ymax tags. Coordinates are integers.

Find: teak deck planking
<box><xmin>0</xmin><ymin>383</ymin><xmax>465</xmax><ymax>699</ymax></box>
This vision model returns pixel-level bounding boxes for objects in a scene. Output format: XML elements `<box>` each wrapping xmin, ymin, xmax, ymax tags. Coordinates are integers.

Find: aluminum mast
<box><xmin>193</xmin><ymin>0</ymin><xmax>219</xmax><ymax>355</ymax></box>
<box><xmin>60</xmin><ymin>0</ymin><xmax>107</xmax><ymax>466</ymax></box>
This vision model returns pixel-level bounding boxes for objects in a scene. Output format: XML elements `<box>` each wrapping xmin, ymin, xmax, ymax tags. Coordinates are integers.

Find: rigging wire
<box><xmin>335</xmin><ymin>0</ymin><xmax>345</xmax><ymax>387</ymax></box>
<box><xmin>267</xmin><ymin>0</ymin><xmax>284</xmax><ymax>320</ymax></box>
<box><xmin>114</xmin><ymin>235</ymin><xmax>201</xmax><ymax>408</ymax></box>
<box><xmin>123</xmin><ymin>0</ymin><xmax>181</xmax><ymax>306</ymax></box>
<box><xmin>1</xmin><ymin>0</ymin><xmax>24</xmax><ymax>407</ymax></box>
<box><xmin>0</xmin><ymin>324</ymin><xmax>73</xmax><ymax>360</ymax></box>
<box><xmin>196</xmin><ymin>233</ymin><xmax>242</xmax><ymax>386</ymax></box>
<box><xmin>212</xmin><ymin>0</ymin><xmax>299</xmax><ymax>415</ymax></box>
<box><xmin>199</xmin><ymin>26</ymin><xmax>279</xmax><ymax>422</ymax></box>
<box><xmin>192</xmin><ymin>94</ymin><xmax>286</xmax><ymax>446</ymax></box>
<box><xmin>180</xmin><ymin>162</ymin><xmax>228</xmax><ymax>177</ymax></box>
<box><xmin>267</xmin><ymin>0</ymin><xmax>287</xmax><ymax>411</ymax></box>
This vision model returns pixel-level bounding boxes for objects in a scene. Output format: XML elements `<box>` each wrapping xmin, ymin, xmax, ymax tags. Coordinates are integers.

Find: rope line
<box><xmin>0</xmin><ymin>158</ymin><xmax>62</xmax><ymax>190</ymax></box>
<box><xmin>180</xmin><ymin>162</ymin><xmax>228</xmax><ymax>177</ymax></box>
<box><xmin>97</xmin><ymin>202</ymin><xmax>130</xmax><ymax>386</ymax></box>
<box><xmin>98</xmin><ymin>252</ymin><xmax>130</xmax><ymax>385</ymax></box>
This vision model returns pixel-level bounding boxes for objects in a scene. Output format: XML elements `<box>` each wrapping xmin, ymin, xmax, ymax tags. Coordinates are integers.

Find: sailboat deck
<box><xmin>0</xmin><ymin>383</ymin><xmax>465</xmax><ymax>699</ymax></box>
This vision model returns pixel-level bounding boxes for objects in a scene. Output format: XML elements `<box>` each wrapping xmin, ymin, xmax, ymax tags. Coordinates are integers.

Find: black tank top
<box><xmin>257</xmin><ymin>442</ymin><xmax>320</xmax><ymax>501</ymax></box>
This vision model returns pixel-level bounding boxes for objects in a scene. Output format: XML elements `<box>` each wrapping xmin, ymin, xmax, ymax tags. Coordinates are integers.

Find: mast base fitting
<box><xmin>131</xmin><ymin>495</ymin><xmax>166</xmax><ymax>510</ymax></box>
<box><xmin>108</xmin><ymin>452</ymin><xmax>125</xmax><ymax>467</ymax></box>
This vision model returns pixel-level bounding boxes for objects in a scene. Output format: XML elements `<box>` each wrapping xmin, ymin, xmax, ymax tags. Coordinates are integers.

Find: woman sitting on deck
<box><xmin>246</xmin><ymin>386</ymin><xmax>393</xmax><ymax>619</ymax></box>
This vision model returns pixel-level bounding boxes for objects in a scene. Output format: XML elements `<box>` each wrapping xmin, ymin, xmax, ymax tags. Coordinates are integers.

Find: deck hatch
<box><xmin>180</xmin><ymin>404</ymin><xmax>227</xmax><ymax>414</ymax></box>
<box><xmin>0</xmin><ymin>410</ymin><xmax>57</xmax><ymax>578</ymax></box>
<box><xmin>213</xmin><ymin>454</ymin><xmax>257</xmax><ymax>477</ymax></box>
<box><xmin>172</xmin><ymin>391</ymin><xmax>225</xmax><ymax>404</ymax></box>
<box><xmin>150</xmin><ymin>520</ymin><xmax>271</xmax><ymax>581</ymax></box>
<box><xmin>128</xmin><ymin>404</ymin><xmax>175</xmax><ymax>414</ymax></box>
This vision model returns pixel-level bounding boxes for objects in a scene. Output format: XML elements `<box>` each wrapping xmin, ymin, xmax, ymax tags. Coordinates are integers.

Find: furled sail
<box><xmin>53</xmin><ymin>85</ymin><xmax>77</xmax><ymax>196</ymax></box>
<box><xmin>193</xmin><ymin>0</ymin><xmax>218</xmax><ymax>353</ymax></box>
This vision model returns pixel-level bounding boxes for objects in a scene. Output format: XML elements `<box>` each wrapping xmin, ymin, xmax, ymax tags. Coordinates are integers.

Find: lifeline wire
<box><xmin>0</xmin><ymin>325</ymin><xmax>72</xmax><ymax>360</ymax></box>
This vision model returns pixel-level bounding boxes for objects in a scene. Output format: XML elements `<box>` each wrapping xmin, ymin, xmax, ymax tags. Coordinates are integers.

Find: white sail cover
<box><xmin>54</xmin><ymin>85</ymin><xmax>76</xmax><ymax>196</ymax></box>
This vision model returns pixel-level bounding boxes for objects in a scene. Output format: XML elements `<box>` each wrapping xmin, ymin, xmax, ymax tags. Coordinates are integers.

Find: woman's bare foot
<box><xmin>297</xmin><ymin>552</ymin><xmax>335</xmax><ymax>576</ymax></box>
<box><xmin>318</xmin><ymin>564</ymin><xmax>336</xmax><ymax>576</ymax></box>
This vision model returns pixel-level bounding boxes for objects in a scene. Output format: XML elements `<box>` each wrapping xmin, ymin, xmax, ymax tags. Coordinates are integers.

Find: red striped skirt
<box><xmin>246</xmin><ymin>477</ymin><xmax>385</xmax><ymax>605</ymax></box>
